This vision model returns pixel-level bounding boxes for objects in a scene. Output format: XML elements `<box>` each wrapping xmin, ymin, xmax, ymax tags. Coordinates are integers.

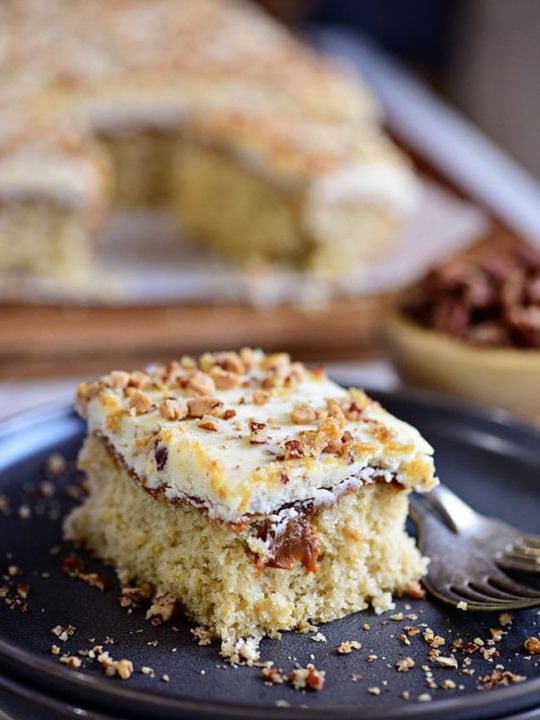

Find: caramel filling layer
<box><xmin>92</xmin><ymin>431</ymin><xmax>404</xmax><ymax>572</ymax></box>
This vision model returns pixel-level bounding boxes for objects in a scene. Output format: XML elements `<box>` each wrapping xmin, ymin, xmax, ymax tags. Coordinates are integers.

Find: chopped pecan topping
<box><xmin>262</xmin><ymin>353</ymin><xmax>292</xmax><ymax>389</ymax></box>
<box><xmin>163</xmin><ymin>360</ymin><xmax>181</xmax><ymax>379</ymax></box>
<box><xmin>198</xmin><ymin>416</ymin><xmax>219</xmax><ymax>431</ymax></box>
<box><xmin>284</xmin><ymin>439</ymin><xmax>304</xmax><ymax>460</ymax></box>
<box><xmin>301</xmin><ymin>416</ymin><xmax>344</xmax><ymax>457</ymax></box>
<box><xmin>287</xmin><ymin>361</ymin><xmax>307</xmax><ymax>384</ymax></box>
<box><xmin>239</xmin><ymin>347</ymin><xmax>256</xmax><ymax>370</ymax></box>
<box><xmin>479</xmin><ymin>668</ymin><xmax>526</xmax><ymax>689</ymax></box>
<box><xmin>187</xmin><ymin>396</ymin><xmax>224</xmax><ymax>418</ymax></box>
<box><xmin>181</xmin><ymin>370</ymin><xmax>216</xmax><ymax>396</ymax></box>
<box><xmin>349</xmin><ymin>388</ymin><xmax>370</xmax><ymax>410</ymax></box>
<box><xmin>103</xmin><ymin>657</ymin><xmax>133</xmax><ymax>680</ymax></box>
<box><xmin>310</xmin><ymin>365</ymin><xmax>325</xmax><ymax>380</ymax></box>
<box><xmin>249</xmin><ymin>420</ymin><xmax>268</xmax><ymax>444</ymax></box>
<box><xmin>108</xmin><ymin>370</ymin><xmax>130</xmax><ymax>390</ymax></box>
<box><xmin>128</xmin><ymin>371</ymin><xmax>153</xmax><ymax>389</ymax></box>
<box><xmin>76</xmin><ymin>380</ymin><xmax>102</xmax><ymax>413</ymax></box>
<box><xmin>291</xmin><ymin>403</ymin><xmax>317</xmax><ymax>425</ymax></box>
<box><xmin>128</xmin><ymin>389</ymin><xmax>153</xmax><ymax>415</ymax></box>
<box><xmin>200</xmin><ymin>350</ymin><xmax>246</xmax><ymax>375</ymax></box>
<box><xmin>253</xmin><ymin>389</ymin><xmax>270</xmax><ymax>405</ymax></box>
<box><xmin>180</xmin><ymin>355</ymin><xmax>197</xmax><ymax>370</ymax></box>
<box><xmin>326</xmin><ymin>400</ymin><xmax>346</xmax><ymax>427</ymax></box>
<box><xmin>159</xmin><ymin>397</ymin><xmax>188</xmax><ymax>421</ymax></box>
<box><xmin>216</xmin><ymin>351</ymin><xmax>246</xmax><ymax>375</ymax></box>
<box><xmin>210</xmin><ymin>367</ymin><xmax>240</xmax><ymax>389</ymax></box>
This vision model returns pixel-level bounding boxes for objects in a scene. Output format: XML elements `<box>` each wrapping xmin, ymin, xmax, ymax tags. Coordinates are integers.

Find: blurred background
<box><xmin>0</xmin><ymin>0</ymin><xmax>538</xmax><ymax>421</ymax></box>
<box><xmin>261</xmin><ymin>0</ymin><xmax>540</xmax><ymax>181</ymax></box>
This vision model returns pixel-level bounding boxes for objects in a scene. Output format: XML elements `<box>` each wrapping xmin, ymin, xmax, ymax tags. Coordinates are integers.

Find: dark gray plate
<box><xmin>0</xmin><ymin>389</ymin><xmax>539</xmax><ymax>720</ymax></box>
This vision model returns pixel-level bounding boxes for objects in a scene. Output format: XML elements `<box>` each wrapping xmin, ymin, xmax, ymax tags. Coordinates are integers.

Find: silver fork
<box><xmin>409</xmin><ymin>495</ymin><xmax>540</xmax><ymax>611</ymax></box>
<box><xmin>425</xmin><ymin>484</ymin><xmax>540</xmax><ymax>574</ymax></box>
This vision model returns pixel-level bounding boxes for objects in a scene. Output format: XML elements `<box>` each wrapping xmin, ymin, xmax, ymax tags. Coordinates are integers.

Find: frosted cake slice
<box><xmin>65</xmin><ymin>349</ymin><xmax>437</xmax><ymax>657</ymax></box>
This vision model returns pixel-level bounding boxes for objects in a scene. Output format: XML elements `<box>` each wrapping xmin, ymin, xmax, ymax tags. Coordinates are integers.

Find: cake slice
<box><xmin>65</xmin><ymin>349</ymin><xmax>436</xmax><ymax>657</ymax></box>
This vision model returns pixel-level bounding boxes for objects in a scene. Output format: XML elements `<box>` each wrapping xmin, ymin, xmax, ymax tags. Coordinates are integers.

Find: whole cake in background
<box><xmin>65</xmin><ymin>349</ymin><xmax>437</xmax><ymax>659</ymax></box>
<box><xmin>0</xmin><ymin>0</ymin><xmax>419</xmax><ymax>280</ymax></box>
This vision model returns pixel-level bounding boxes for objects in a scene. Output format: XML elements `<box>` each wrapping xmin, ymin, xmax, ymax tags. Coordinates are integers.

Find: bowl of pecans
<box><xmin>386</xmin><ymin>243</ymin><xmax>540</xmax><ymax>421</ymax></box>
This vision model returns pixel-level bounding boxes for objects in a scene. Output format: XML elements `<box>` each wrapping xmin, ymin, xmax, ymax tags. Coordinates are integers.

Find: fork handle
<box><xmin>423</xmin><ymin>484</ymin><xmax>480</xmax><ymax>532</ymax></box>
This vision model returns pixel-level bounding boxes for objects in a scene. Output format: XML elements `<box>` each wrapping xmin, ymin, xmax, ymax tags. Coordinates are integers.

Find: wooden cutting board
<box><xmin>0</xmin><ymin>224</ymin><xmax>520</xmax><ymax>379</ymax></box>
<box><xmin>0</xmin><ymin>293</ymin><xmax>392</xmax><ymax>378</ymax></box>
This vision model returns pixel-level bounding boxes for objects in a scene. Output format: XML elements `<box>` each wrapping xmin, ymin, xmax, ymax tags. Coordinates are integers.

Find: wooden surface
<box><xmin>0</xmin><ymin>228</ymin><xmax>518</xmax><ymax>380</ymax></box>
<box><xmin>0</xmin><ymin>294</ymin><xmax>393</xmax><ymax>378</ymax></box>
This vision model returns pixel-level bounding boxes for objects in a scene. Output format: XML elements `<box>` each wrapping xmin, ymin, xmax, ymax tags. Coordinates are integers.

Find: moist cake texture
<box><xmin>173</xmin><ymin>113</ymin><xmax>418</xmax><ymax>272</ymax></box>
<box><xmin>1</xmin><ymin>0</ymin><xmax>418</xmax><ymax>280</ymax></box>
<box><xmin>65</xmin><ymin>349</ymin><xmax>437</xmax><ymax>656</ymax></box>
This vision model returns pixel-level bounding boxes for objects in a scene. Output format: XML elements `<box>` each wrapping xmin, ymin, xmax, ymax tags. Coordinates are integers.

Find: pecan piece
<box><xmin>128</xmin><ymin>370</ymin><xmax>153</xmax><ymax>389</ymax></box>
<box><xmin>284</xmin><ymin>439</ymin><xmax>304</xmax><ymax>460</ymax></box>
<box><xmin>187</xmin><ymin>396</ymin><xmax>224</xmax><ymax>418</ymax></box>
<box><xmin>291</xmin><ymin>403</ymin><xmax>317</xmax><ymax>425</ymax></box>
<box><xmin>107</xmin><ymin>370</ymin><xmax>130</xmax><ymax>390</ymax></box>
<box><xmin>159</xmin><ymin>397</ymin><xmax>188</xmax><ymax>421</ymax></box>
<box><xmin>216</xmin><ymin>351</ymin><xmax>245</xmax><ymax>375</ymax></box>
<box><xmin>210</xmin><ymin>367</ymin><xmax>240</xmax><ymax>390</ymax></box>
<box><xmin>182</xmin><ymin>370</ymin><xmax>216</xmax><ymax>396</ymax></box>
<box><xmin>253</xmin><ymin>389</ymin><xmax>270</xmax><ymax>405</ymax></box>
<box><xmin>198</xmin><ymin>416</ymin><xmax>219</xmax><ymax>431</ymax></box>
<box><xmin>128</xmin><ymin>390</ymin><xmax>153</xmax><ymax>415</ymax></box>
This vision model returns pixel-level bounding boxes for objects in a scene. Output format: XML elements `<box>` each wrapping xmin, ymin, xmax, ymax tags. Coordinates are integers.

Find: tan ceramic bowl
<box><xmin>386</xmin><ymin>310</ymin><xmax>540</xmax><ymax>423</ymax></box>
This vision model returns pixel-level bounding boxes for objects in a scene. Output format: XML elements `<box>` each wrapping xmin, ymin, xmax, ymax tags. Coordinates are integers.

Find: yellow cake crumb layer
<box><xmin>172</xmin><ymin>145</ymin><xmax>304</xmax><ymax>264</ymax></box>
<box><xmin>65</xmin><ymin>435</ymin><xmax>427</xmax><ymax>656</ymax></box>
<box><xmin>0</xmin><ymin>202</ymin><xmax>96</xmax><ymax>278</ymax></box>
<box><xmin>97</xmin><ymin>131</ymin><xmax>178</xmax><ymax>209</ymax></box>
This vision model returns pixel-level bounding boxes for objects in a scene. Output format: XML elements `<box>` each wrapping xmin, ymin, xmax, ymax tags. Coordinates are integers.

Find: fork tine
<box><xmin>410</xmin><ymin>494</ymin><xmax>540</xmax><ymax>612</ymax></box>
<box><xmin>486</xmin><ymin>574</ymin><xmax>540</xmax><ymax>599</ymax></box>
<box><xmin>520</xmin><ymin>535</ymin><xmax>540</xmax><ymax>548</ymax></box>
<box><xmin>439</xmin><ymin>583</ymin><xmax>538</xmax><ymax>611</ymax></box>
<box><xmin>497</xmin><ymin>557</ymin><xmax>540</xmax><ymax>574</ymax></box>
<box><xmin>509</xmin><ymin>542</ymin><xmax>540</xmax><ymax>557</ymax></box>
<box><xmin>420</xmin><ymin>581</ymin><xmax>496</xmax><ymax>610</ymax></box>
<box><xmin>453</xmin><ymin>583</ymin><xmax>509</xmax><ymax>603</ymax></box>
<box><xmin>497</xmin><ymin>551</ymin><xmax>540</xmax><ymax>574</ymax></box>
<box><xmin>469</xmin><ymin>581</ymin><xmax>529</xmax><ymax>602</ymax></box>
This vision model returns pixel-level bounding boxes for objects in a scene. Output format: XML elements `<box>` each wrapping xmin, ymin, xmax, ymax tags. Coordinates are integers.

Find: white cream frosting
<box><xmin>0</xmin><ymin>155</ymin><xmax>103</xmax><ymax>206</ymax></box>
<box><xmin>308</xmin><ymin>160</ymin><xmax>421</xmax><ymax>215</ymax></box>
<box><xmin>81</xmin><ymin>352</ymin><xmax>436</xmax><ymax>523</ymax></box>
